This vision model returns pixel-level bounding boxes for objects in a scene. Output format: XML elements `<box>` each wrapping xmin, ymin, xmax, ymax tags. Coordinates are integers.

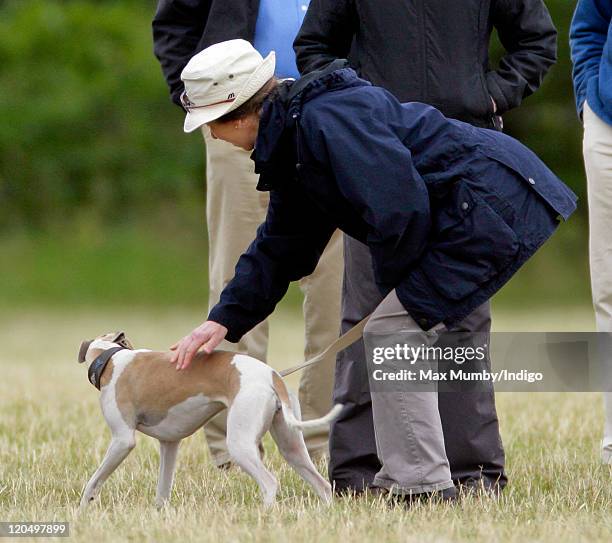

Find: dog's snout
<box><xmin>78</xmin><ymin>340</ymin><xmax>92</xmax><ymax>363</ymax></box>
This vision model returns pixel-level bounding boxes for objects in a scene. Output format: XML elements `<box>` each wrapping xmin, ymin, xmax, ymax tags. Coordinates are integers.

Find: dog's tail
<box><xmin>272</xmin><ymin>371</ymin><xmax>343</xmax><ymax>430</ymax></box>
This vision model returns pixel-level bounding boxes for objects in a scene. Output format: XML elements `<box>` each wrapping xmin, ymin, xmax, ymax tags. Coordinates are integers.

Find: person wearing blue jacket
<box><xmin>570</xmin><ymin>0</ymin><xmax>612</xmax><ymax>465</ymax></box>
<box><xmin>172</xmin><ymin>40</ymin><xmax>577</xmax><ymax>499</ymax></box>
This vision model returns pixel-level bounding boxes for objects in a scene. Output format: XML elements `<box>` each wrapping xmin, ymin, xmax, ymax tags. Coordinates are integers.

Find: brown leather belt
<box><xmin>279</xmin><ymin>314</ymin><xmax>370</xmax><ymax>377</ymax></box>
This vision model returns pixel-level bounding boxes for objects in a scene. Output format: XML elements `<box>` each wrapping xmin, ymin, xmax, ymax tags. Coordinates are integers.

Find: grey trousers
<box><xmin>364</xmin><ymin>289</ymin><xmax>454</xmax><ymax>493</ymax></box>
<box><xmin>329</xmin><ymin>236</ymin><xmax>506</xmax><ymax>492</ymax></box>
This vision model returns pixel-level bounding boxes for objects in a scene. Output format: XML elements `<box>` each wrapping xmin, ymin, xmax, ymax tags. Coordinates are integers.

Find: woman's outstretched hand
<box><xmin>170</xmin><ymin>321</ymin><xmax>228</xmax><ymax>371</ymax></box>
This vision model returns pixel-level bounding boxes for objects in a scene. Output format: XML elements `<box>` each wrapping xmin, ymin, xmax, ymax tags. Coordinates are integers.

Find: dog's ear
<box><xmin>111</xmin><ymin>331</ymin><xmax>134</xmax><ymax>350</ymax></box>
<box><xmin>78</xmin><ymin>340</ymin><xmax>92</xmax><ymax>364</ymax></box>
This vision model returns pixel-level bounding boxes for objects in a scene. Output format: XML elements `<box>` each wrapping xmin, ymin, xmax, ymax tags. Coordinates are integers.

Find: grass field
<box><xmin>1</xmin><ymin>306</ymin><xmax>610</xmax><ymax>543</ymax></box>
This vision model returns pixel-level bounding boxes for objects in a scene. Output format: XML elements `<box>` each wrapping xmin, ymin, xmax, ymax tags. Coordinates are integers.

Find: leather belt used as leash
<box><xmin>88</xmin><ymin>346</ymin><xmax>126</xmax><ymax>390</ymax></box>
<box><xmin>279</xmin><ymin>314</ymin><xmax>371</xmax><ymax>377</ymax></box>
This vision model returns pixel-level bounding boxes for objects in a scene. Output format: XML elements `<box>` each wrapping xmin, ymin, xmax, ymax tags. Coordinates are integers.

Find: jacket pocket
<box><xmin>421</xmin><ymin>181</ymin><xmax>519</xmax><ymax>301</ymax></box>
<box><xmin>479</xmin><ymin>144</ymin><xmax>578</xmax><ymax>220</ymax></box>
<box><xmin>479</xmin><ymin>71</ymin><xmax>502</xmax><ymax>130</ymax></box>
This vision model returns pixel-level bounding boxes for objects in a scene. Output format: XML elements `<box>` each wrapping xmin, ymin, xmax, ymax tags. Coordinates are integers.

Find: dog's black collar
<box><xmin>88</xmin><ymin>347</ymin><xmax>126</xmax><ymax>390</ymax></box>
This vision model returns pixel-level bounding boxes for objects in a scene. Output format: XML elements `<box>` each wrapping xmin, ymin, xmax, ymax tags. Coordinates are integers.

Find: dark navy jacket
<box><xmin>208</xmin><ymin>65</ymin><xmax>577</xmax><ymax>340</ymax></box>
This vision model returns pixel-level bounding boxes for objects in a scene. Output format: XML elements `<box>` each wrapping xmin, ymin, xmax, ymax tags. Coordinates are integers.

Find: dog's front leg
<box><xmin>155</xmin><ymin>440</ymin><xmax>180</xmax><ymax>509</ymax></box>
<box><xmin>79</xmin><ymin>432</ymin><xmax>136</xmax><ymax>509</ymax></box>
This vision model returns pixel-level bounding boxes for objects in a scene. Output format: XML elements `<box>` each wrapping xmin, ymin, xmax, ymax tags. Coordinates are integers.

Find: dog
<box><xmin>77</xmin><ymin>331</ymin><xmax>342</xmax><ymax>508</ymax></box>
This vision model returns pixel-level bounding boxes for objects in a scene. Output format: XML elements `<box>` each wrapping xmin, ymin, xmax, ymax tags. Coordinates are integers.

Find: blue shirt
<box><xmin>570</xmin><ymin>0</ymin><xmax>612</xmax><ymax>126</ymax></box>
<box><xmin>253</xmin><ymin>0</ymin><xmax>310</xmax><ymax>79</ymax></box>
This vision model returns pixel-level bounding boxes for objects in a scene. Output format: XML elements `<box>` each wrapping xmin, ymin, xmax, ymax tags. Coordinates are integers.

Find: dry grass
<box><xmin>0</xmin><ymin>306</ymin><xmax>610</xmax><ymax>543</ymax></box>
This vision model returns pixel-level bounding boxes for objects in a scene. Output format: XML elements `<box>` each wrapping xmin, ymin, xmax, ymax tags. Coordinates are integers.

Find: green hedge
<box><xmin>0</xmin><ymin>0</ymin><xmax>202</xmax><ymax>230</ymax></box>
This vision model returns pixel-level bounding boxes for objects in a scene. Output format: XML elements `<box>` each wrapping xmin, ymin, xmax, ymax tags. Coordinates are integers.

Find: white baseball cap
<box><xmin>180</xmin><ymin>39</ymin><xmax>276</xmax><ymax>133</ymax></box>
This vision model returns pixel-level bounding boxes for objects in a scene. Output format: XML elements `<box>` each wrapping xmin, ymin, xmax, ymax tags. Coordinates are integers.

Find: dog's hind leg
<box><xmin>226</xmin><ymin>388</ymin><xmax>278</xmax><ymax>507</ymax></box>
<box><xmin>270</xmin><ymin>392</ymin><xmax>333</xmax><ymax>505</ymax></box>
<box><xmin>79</xmin><ymin>428</ymin><xmax>136</xmax><ymax>509</ymax></box>
<box><xmin>155</xmin><ymin>440</ymin><xmax>180</xmax><ymax>509</ymax></box>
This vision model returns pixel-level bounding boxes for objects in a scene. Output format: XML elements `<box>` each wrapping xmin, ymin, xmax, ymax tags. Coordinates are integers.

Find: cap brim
<box><xmin>183</xmin><ymin>102</ymin><xmax>234</xmax><ymax>133</ymax></box>
<box><xmin>183</xmin><ymin>51</ymin><xmax>276</xmax><ymax>133</ymax></box>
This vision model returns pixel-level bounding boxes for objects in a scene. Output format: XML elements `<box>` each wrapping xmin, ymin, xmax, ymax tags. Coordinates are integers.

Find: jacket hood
<box><xmin>254</xmin><ymin>61</ymin><xmax>369</xmax><ymax>189</ymax></box>
<box><xmin>285</xmin><ymin>60</ymin><xmax>366</xmax><ymax>114</ymax></box>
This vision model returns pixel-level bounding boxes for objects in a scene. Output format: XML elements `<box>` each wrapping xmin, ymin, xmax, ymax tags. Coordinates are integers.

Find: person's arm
<box><xmin>486</xmin><ymin>0</ymin><xmax>558</xmax><ymax>115</ymax></box>
<box><xmin>294</xmin><ymin>0</ymin><xmax>357</xmax><ymax>75</ymax></box>
<box><xmin>303</xmin><ymin>95</ymin><xmax>431</xmax><ymax>289</ymax></box>
<box><xmin>152</xmin><ymin>0</ymin><xmax>212</xmax><ymax>107</ymax></box>
<box><xmin>570</xmin><ymin>0</ymin><xmax>612</xmax><ymax>118</ymax></box>
<box><xmin>153</xmin><ymin>0</ymin><xmax>260</xmax><ymax>107</ymax></box>
<box><xmin>171</xmin><ymin>186</ymin><xmax>336</xmax><ymax>369</ymax></box>
<box><xmin>208</xmin><ymin>188</ymin><xmax>335</xmax><ymax>340</ymax></box>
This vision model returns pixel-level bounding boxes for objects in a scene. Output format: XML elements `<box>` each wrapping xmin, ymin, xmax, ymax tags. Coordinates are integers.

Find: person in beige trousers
<box><xmin>582</xmin><ymin>102</ymin><xmax>612</xmax><ymax>464</ymax></box>
<box><xmin>571</xmin><ymin>0</ymin><xmax>612</xmax><ymax>464</ymax></box>
<box><xmin>153</xmin><ymin>0</ymin><xmax>342</xmax><ymax>468</ymax></box>
<box><xmin>203</xmin><ymin>128</ymin><xmax>342</xmax><ymax>466</ymax></box>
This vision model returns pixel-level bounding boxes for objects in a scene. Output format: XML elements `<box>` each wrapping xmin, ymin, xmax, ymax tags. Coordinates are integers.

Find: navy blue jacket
<box><xmin>208</xmin><ymin>65</ymin><xmax>577</xmax><ymax>340</ymax></box>
<box><xmin>570</xmin><ymin>0</ymin><xmax>612</xmax><ymax>125</ymax></box>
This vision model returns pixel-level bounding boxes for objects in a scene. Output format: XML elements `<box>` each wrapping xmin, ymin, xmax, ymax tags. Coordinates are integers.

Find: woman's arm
<box><xmin>208</xmin><ymin>188</ymin><xmax>335</xmax><ymax>340</ymax></box>
<box><xmin>172</xmin><ymin>186</ymin><xmax>335</xmax><ymax>369</ymax></box>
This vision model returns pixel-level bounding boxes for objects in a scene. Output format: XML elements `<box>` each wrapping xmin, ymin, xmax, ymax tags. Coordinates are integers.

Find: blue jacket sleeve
<box><xmin>207</xmin><ymin>187</ymin><xmax>336</xmax><ymax>342</ymax></box>
<box><xmin>302</xmin><ymin>96</ymin><xmax>431</xmax><ymax>289</ymax></box>
<box><xmin>570</xmin><ymin>0</ymin><xmax>612</xmax><ymax>118</ymax></box>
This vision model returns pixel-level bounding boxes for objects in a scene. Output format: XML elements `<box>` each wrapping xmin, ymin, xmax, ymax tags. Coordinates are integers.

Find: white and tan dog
<box><xmin>77</xmin><ymin>331</ymin><xmax>341</xmax><ymax>508</ymax></box>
